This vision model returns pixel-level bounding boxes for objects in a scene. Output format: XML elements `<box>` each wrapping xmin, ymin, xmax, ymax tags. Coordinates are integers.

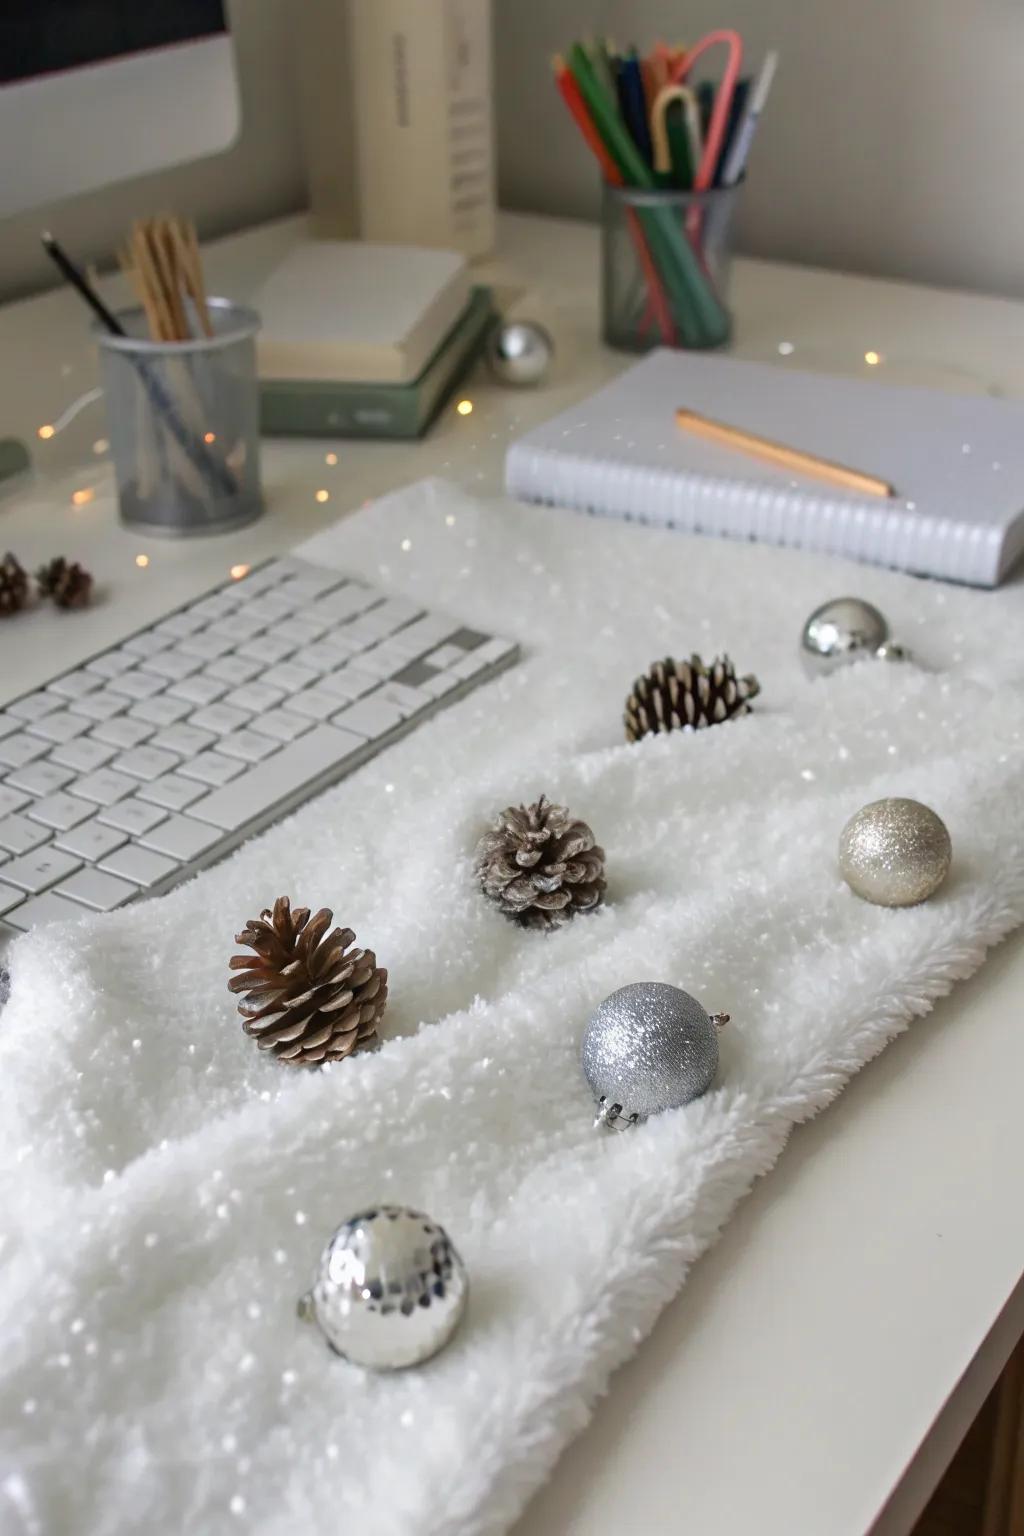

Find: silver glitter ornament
<box><xmin>839</xmin><ymin>797</ymin><xmax>951</xmax><ymax>907</ymax></box>
<box><xmin>581</xmin><ymin>982</ymin><xmax>728</xmax><ymax>1131</ymax></box>
<box><xmin>800</xmin><ymin>597</ymin><xmax>910</xmax><ymax>677</ymax></box>
<box><xmin>299</xmin><ymin>1206</ymin><xmax>468</xmax><ymax>1370</ymax></box>
<box><xmin>485</xmin><ymin>319</ymin><xmax>554</xmax><ymax>387</ymax></box>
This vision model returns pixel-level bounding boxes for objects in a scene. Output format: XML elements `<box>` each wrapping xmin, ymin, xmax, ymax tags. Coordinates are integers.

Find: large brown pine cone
<box><xmin>228</xmin><ymin>896</ymin><xmax>387</xmax><ymax>1065</ymax></box>
<box><xmin>475</xmin><ymin>795</ymin><xmax>606</xmax><ymax>931</ymax></box>
<box><xmin>0</xmin><ymin>552</ymin><xmax>28</xmax><ymax>617</ymax></box>
<box><xmin>624</xmin><ymin>654</ymin><xmax>760</xmax><ymax>742</ymax></box>
<box><xmin>36</xmin><ymin>556</ymin><xmax>93</xmax><ymax>610</ymax></box>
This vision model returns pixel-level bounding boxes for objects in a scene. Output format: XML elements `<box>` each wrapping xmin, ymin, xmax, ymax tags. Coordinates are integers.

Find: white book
<box><xmin>254</xmin><ymin>241</ymin><xmax>471</xmax><ymax>385</ymax></box>
<box><xmin>505</xmin><ymin>350</ymin><xmax>1024</xmax><ymax>587</ymax></box>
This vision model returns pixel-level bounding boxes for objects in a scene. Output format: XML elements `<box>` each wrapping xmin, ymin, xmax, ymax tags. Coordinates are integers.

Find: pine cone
<box><xmin>624</xmin><ymin>654</ymin><xmax>760</xmax><ymax>742</ymax></box>
<box><xmin>0</xmin><ymin>552</ymin><xmax>28</xmax><ymax>617</ymax></box>
<box><xmin>228</xmin><ymin>896</ymin><xmax>387</xmax><ymax>1065</ymax></box>
<box><xmin>475</xmin><ymin>795</ymin><xmax>606</xmax><ymax>931</ymax></box>
<box><xmin>36</xmin><ymin>556</ymin><xmax>93</xmax><ymax>610</ymax></box>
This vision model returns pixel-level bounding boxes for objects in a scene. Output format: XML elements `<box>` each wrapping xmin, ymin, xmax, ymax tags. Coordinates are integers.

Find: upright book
<box><xmin>505</xmin><ymin>350</ymin><xmax>1024</xmax><ymax>586</ymax></box>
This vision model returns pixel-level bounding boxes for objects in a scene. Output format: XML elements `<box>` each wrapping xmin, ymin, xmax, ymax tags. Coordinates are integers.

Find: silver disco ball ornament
<box><xmin>485</xmin><ymin>318</ymin><xmax>554</xmax><ymax>387</ymax></box>
<box><xmin>839</xmin><ymin>797</ymin><xmax>952</xmax><ymax>907</ymax></box>
<box><xmin>581</xmin><ymin>982</ymin><xmax>728</xmax><ymax>1131</ymax></box>
<box><xmin>800</xmin><ymin>596</ymin><xmax>910</xmax><ymax>677</ymax></box>
<box><xmin>299</xmin><ymin>1206</ymin><xmax>468</xmax><ymax>1370</ymax></box>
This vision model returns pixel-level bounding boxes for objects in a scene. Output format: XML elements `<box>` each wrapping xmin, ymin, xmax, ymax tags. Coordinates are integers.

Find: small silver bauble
<box><xmin>839</xmin><ymin>797</ymin><xmax>952</xmax><ymax>907</ymax></box>
<box><xmin>800</xmin><ymin>596</ymin><xmax>910</xmax><ymax>677</ymax></box>
<box><xmin>485</xmin><ymin>318</ymin><xmax>554</xmax><ymax>387</ymax></box>
<box><xmin>299</xmin><ymin>1206</ymin><xmax>468</xmax><ymax>1369</ymax></box>
<box><xmin>581</xmin><ymin>982</ymin><xmax>728</xmax><ymax>1131</ymax></box>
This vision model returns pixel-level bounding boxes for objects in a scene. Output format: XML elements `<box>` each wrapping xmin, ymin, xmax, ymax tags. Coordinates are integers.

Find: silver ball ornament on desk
<box><xmin>800</xmin><ymin>596</ymin><xmax>910</xmax><ymax>677</ymax></box>
<box><xmin>299</xmin><ymin>1206</ymin><xmax>468</xmax><ymax>1370</ymax></box>
<box><xmin>581</xmin><ymin>982</ymin><xmax>728</xmax><ymax>1131</ymax></box>
<box><xmin>485</xmin><ymin>319</ymin><xmax>554</xmax><ymax>387</ymax></box>
<box><xmin>839</xmin><ymin>797</ymin><xmax>952</xmax><ymax>907</ymax></box>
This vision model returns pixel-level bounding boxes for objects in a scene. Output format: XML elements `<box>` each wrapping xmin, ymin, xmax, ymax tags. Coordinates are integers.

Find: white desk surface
<box><xmin>2</xmin><ymin>211</ymin><xmax>1024</xmax><ymax>1535</ymax></box>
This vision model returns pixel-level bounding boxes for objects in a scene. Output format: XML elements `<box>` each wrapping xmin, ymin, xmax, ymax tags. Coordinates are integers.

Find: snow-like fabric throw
<box><xmin>1</xmin><ymin>479</ymin><xmax>1023</xmax><ymax>1536</ymax></box>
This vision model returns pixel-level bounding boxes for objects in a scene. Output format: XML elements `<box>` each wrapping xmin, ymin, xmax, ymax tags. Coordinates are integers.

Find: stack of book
<box><xmin>255</xmin><ymin>240</ymin><xmax>494</xmax><ymax>440</ymax></box>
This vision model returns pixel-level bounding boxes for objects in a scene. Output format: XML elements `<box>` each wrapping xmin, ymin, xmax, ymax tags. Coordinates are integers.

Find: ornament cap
<box><xmin>710</xmin><ymin>1012</ymin><xmax>730</xmax><ymax>1028</ymax></box>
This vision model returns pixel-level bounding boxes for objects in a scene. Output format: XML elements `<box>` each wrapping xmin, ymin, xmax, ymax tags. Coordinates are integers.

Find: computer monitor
<box><xmin>0</xmin><ymin>2</ymin><xmax>241</xmax><ymax>217</ymax></box>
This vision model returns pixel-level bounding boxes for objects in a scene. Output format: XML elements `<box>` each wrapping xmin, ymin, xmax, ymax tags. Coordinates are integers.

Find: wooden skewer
<box><xmin>131</xmin><ymin>221</ymin><xmax>174</xmax><ymax>340</ymax></box>
<box><xmin>675</xmin><ymin>407</ymin><xmax>896</xmax><ymax>499</ymax></box>
<box><xmin>174</xmin><ymin>217</ymin><xmax>213</xmax><ymax>337</ymax></box>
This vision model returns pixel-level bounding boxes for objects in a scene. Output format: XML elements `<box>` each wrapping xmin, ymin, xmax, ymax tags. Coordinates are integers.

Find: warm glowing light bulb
<box><xmin>315</xmin><ymin>489</ymin><xmax>329</xmax><ymax>503</ymax></box>
<box><xmin>325</xmin><ymin>452</ymin><xmax>338</xmax><ymax>466</ymax></box>
<box><xmin>92</xmin><ymin>437</ymin><xmax>109</xmax><ymax>455</ymax></box>
<box><xmin>864</xmin><ymin>350</ymin><xmax>881</xmax><ymax>366</ymax></box>
<box><xmin>71</xmin><ymin>487</ymin><xmax>94</xmax><ymax>506</ymax></box>
<box><xmin>203</xmin><ymin>431</ymin><xmax>217</xmax><ymax>444</ymax></box>
<box><xmin>135</xmin><ymin>554</ymin><xmax>150</xmax><ymax>568</ymax></box>
<box><xmin>37</xmin><ymin>424</ymin><xmax>55</xmax><ymax>440</ymax></box>
<box><xmin>230</xmin><ymin>563</ymin><xmax>250</xmax><ymax>580</ymax></box>
<box><xmin>456</xmin><ymin>399</ymin><xmax>473</xmax><ymax>416</ymax></box>
<box><xmin>400</xmin><ymin>538</ymin><xmax>412</xmax><ymax>552</ymax></box>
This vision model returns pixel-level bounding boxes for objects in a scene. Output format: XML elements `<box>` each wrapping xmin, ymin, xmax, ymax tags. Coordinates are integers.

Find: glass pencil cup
<box><xmin>96</xmin><ymin>299</ymin><xmax>263</xmax><ymax>536</ymax></box>
<box><xmin>601</xmin><ymin>182</ymin><xmax>741</xmax><ymax>353</ymax></box>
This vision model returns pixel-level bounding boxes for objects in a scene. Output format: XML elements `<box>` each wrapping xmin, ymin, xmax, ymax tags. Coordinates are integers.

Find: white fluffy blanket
<box><xmin>1</xmin><ymin>480</ymin><xmax>1023</xmax><ymax>1536</ymax></box>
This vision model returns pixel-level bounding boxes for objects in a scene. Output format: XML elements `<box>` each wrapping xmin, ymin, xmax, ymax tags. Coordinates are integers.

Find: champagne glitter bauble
<box><xmin>299</xmin><ymin>1206</ymin><xmax>468</xmax><ymax>1370</ymax></box>
<box><xmin>800</xmin><ymin>597</ymin><xmax>909</xmax><ymax>677</ymax></box>
<box><xmin>839</xmin><ymin>797</ymin><xmax>951</xmax><ymax>907</ymax></box>
<box><xmin>581</xmin><ymin>982</ymin><xmax>728</xmax><ymax>1131</ymax></box>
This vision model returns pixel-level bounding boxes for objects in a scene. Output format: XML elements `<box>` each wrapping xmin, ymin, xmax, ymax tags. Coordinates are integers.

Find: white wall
<box><xmin>0</xmin><ymin>0</ymin><xmax>308</xmax><ymax>301</ymax></box>
<box><xmin>494</xmin><ymin>0</ymin><xmax>1024</xmax><ymax>298</ymax></box>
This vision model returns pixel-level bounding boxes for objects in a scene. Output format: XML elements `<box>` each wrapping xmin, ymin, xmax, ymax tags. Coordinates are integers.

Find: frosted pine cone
<box><xmin>475</xmin><ymin>795</ymin><xmax>606</xmax><ymax>931</ymax></box>
<box><xmin>624</xmin><ymin>654</ymin><xmax>759</xmax><ymax>742</ymax></box>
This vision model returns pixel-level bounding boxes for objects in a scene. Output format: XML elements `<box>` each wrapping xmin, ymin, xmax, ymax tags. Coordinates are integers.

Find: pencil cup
<box><xmin>96</xmin><ymin>299</ymin><xmax>263</xmax><ymax>536</ymax></box>
<box><xmin>601</xmin><ymin>182</ymin><xmax>740</xmax><ymax>353</ymax></box>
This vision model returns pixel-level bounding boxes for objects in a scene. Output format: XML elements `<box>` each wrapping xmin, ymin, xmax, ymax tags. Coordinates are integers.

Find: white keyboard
<box><xmin>0</xmin><ymin>556</ymin><xmax>519</xmax><ymax>940</ymax></box>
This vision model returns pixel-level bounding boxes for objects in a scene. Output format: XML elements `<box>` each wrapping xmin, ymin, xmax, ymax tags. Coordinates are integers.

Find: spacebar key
<box><xmin>188</xmin><ymin>724</ymin><xmax>367</xmax><ymax>832</ymax></box>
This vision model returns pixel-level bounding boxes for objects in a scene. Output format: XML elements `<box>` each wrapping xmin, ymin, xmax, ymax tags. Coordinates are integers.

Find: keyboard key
<box><xmin>47</xmin><ymin>669</ymin><xmax>104</xmax><ymax>701</ymax></box>
<box><xmin>97</xmin><ymin>797</ymin><xmax>168</xmax><ymax>836</ymax></box>
<box><xmin>55</xmin><ymin>817</ymin><xmax>128</xmax><ymax>862</ymax></box>
<box><xmin>25</xmin><ymin>710</ymin><xmax>92</xmax><ymax>745</ymax></box>
<box><xmin>85</xmin><ymin>651</ymin><xmax>136</xmax><ymax>678</ymax></box>
<box><xmin>106</xmin><ymin>670</ymin><xmax>165</xmax><ymax>701</ymax></box>
<box><xmin>272</xmin><ymin>617</ymin><xmax>324</xmax><ymax>648</ymax></box>
<box><xmin>91</xmin><ymin>716</ymin><xmax>154</xmax><ymax>749</ymax></box>
<box><xmin>288</xmin><ymin>688</ymin><xmax>343</xmax><ymax>722</ymax></box>
<box><xmin>217</xmin><ymin>729</ymin><xmax>280</xmax><ymax>764</ymax></box>
<box><xmin>0</xmin><ymin>786</ymin><xmax>30</xmax><ymax>818</ymax></box>
<box><xmin>4</xmin><ymin>847</ymin><xmax>81</xmax><ymax>892</ymax></box>
<box><xmin>319</xmin><ymin>667</ymin><xmax>379</xmax><ymax>703</ymax></box>
<box><xmin>8</xmin><ymin>691</ymin><xmax>63</xmax><ymax>722</ymax></box>
<box><xmin>449</xmin><ymin>626</ymin><xmax>489</xmax><ymax>651</ymax></box>
<box><xmin>236</xmin><ymin>635</ymin><xmax>293</xmax><ymax>666</ymax></box>
<box><xmin>0</xmin><ymin>881</ymin><xmax>23</xmax><ymax>915</ymax></box>
<box><xmin>74</xmin><ymin>769</ymin><xmax>138</xmax><ymax>805</ymax></box>
<box><xmin>331</xmin><ymin>698</ymin><xmax>405</xmax><ymax>740</ymax></box>
<box><xmin>177</xmin><ymin>750</ymin><xmax>245</xmax><ymax>787</ymax></box>
<box><xmin>204</xmin><ymin>655</ymin><xmax>263</xmax><ymax>685</ymax></box>
<box><xmin>140</xmin><ymin>815</ymin><xmax>221</xmax><ymax>862</ymax></box>
<box><xmin>0</xmin><ymin>814</ymin><xmax>51</xmax><ymax>854</ymax></box>
<box><xmin>49</xmin><ymin>736</ymin><xmax>117</xmax><ymax>772</ymax></box>
<box><xmin>309</xmin><ymin>584</ymin><xmax>379</xmax><ymax>622</ymax></box>
<box><xmin>0</xmin><ymin>733</ymin><xmax>50</xmax><ymax>769</ymax></box>
<box><xmin>152</xmin><ymin>611</ymin><xmax>205</xmax><ymax>638</ymax></box>
<box><xmin>222</xmin><ymin>682</ymin><xmax>285</xmax><ymax>714</ymax></box>
<box><xmin>0</xmin><ymin>715</ymin><xmax>21</xmax><ymax>741</ymax></box>
<box><xmin>190</xmin><ymin>703</ymin><xmax>252</xmax><ymax>735</ymax></box>
<box><xmin>346</xmin><ymin>644</ymin><xmax>406</xmax><ymax>681</ymax></box>
<box><xmin>370</xmin><ymin>596</ymin><xmax>424</xmax><ymax>630</ymax></box>
<box><xmin>391</xmin><ymin>659</ymin><xmax>442</xmax><ymax>688</ymax></box>
<box><xmin>56</xmin><ymin>868</ymin><xmax>138</xmax><ymax>912</ymax></box>
<box><xmin>475</xmin><ymin>636</ymin><xmax>520</xmax><ymax>667</ymax></box>
<box><xmin>176</xmin><ymin>631</ymin><xmax>235</xmax><ymax>661</ymax></box>
<box><xmin>129</xmin><ymin>695</ymin><xmax>192</xmax><ymax>727</ymax></box>
<box><xmin>452</xmin><ymin>650</ymin><xmax>492</xmax><ymax>681</ymax></box>
<box><xmin>188</xmin><ymin>592</ymin><xmax>240</xmax><ymax>622</ymax></box>
<box><xmin>427</xmin><ymin>642</ymin><xmax>467</xmax><ymax>669</ymax></box>
<box><xmin>5</xmin><ymin>760</ymin><xmax>75</xmax><ymax>796</ymax></box>
<box><xmin>344</xmin><ymin>612</ymin><xmax>395</xmax><ymax>643</ymax></box>
<box><xmin>206</xmin><ymin>615</ymin><xmax>266</xmax><ymax>644</ymax></box>
<box><xmin>67</xmin><ymin>689</ymin><xmax>127</xmax><ymax>722</ymax></box>
<box><xmin>113</xmin><ymin>746</ymin><xmax>181</xmax><ymax>781</ymax></box>
<box><xmin>135</xmin><ymin>774</ymin><xmax>205</xmax><ymax>812</ymax></box>
<box><xmin>167</xmin><ymin>673</ymin><xmax>228</xmax><ymax>706</ymax></box>
<box><xmin>140</xmin><ymin>649</ymin><xmax>204</xmax><ymax>682</ymax></box>
<box><xmin>256</xmin><ymin>709</ymin><xmax>313</xmax><ymax>743</ymax></box>
<box><xmin>5</xmin><ymin>891</ymin><xmax>91</xmax><ymax>931</ymax></box>
<box><xmin>241</xmin><ymin>594</ymin><xmax>297</xmax><ymax>625</ymax></box>
<box><xmin>388</xmin><ymin>614</ymin><xmax>459</xmax><ymax>654</ymax></box>
<box><xmin>296</xmin><ymin>639</ymin><xmax>360</xmax><ymax>673</ymax></box>
<box><xmin>27</xmin><ymin>793</ymin><xmax>95</xmax><ymax>831</ymax></box>
<box><xmin>276</xmin><ymin>568</ymin><xmax>346</xmax><ymax>600</ymax></box>
<box><xmin>189</xmin><ymin>723</ymin><xmax>367</xmax><ymax>832</ymax></box>
<box><xmin>373</xmin><ymin>681</ymin><xmax>432</xmax><ymax>718</ymax></box>
<box><xmin>99</xmin><ymin>844</ymin><xmax>177</xmax><ymax>888</ymax></box>
<box><xmin>149</xmin><ymin>724</ymin><xmax>216</xmax><ymax>757</ymax></box>
<box><xmin>120</xmin><ymin>630</ymin><xmax>172</xmax><ymax>659</ymax></box>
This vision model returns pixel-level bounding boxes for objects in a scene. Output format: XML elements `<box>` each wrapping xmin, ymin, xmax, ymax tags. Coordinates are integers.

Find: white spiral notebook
<box><xmin>505</xmin><ymin>350</ymin><xmax>1024</xmax><ymax>586</ymax></box>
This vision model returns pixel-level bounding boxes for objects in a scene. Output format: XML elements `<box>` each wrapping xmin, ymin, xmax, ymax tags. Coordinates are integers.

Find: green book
<box><xmin>260</xmin><ymin>286</ymin><xmax>495</xmax><ymax>441</ymax></box>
